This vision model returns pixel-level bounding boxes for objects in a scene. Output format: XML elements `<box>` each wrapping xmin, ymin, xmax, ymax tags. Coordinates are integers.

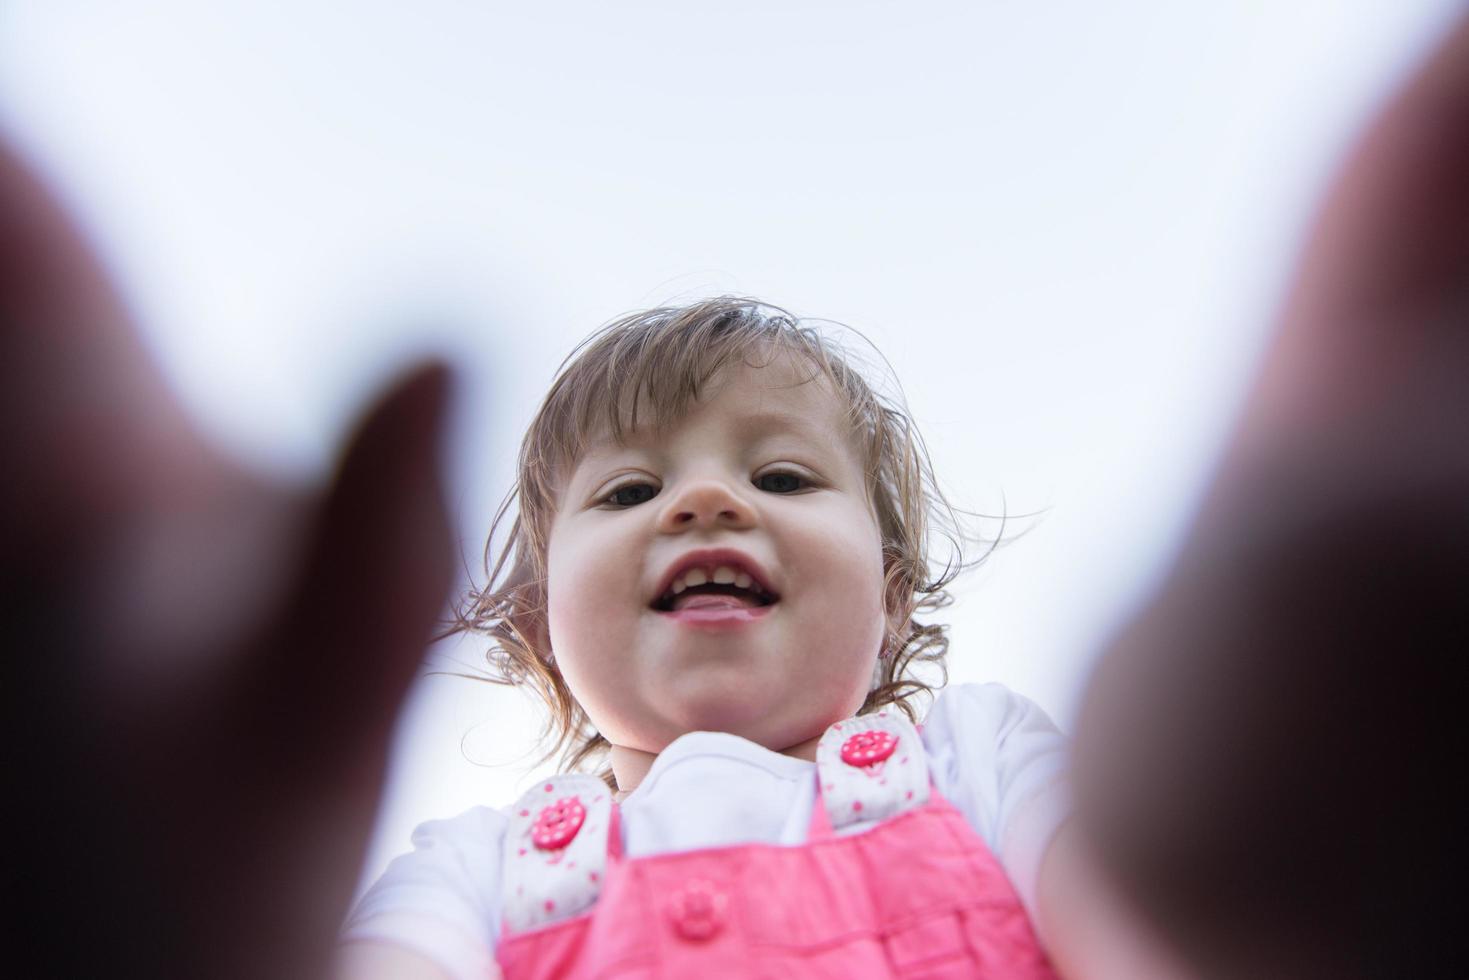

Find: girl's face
<box><xmin>545</xmin><ymin>356</ymin><xmax>889</xmax><ymax>757</ymax></box>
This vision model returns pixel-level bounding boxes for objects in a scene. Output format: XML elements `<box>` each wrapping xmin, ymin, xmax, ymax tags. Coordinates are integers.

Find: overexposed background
<box><xmin>2</xmin><ymin>1</ymin><xmax>1459</xmax><ymax>898</ymax></box>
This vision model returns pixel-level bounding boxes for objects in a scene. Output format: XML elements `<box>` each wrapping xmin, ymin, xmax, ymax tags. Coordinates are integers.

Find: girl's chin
<box><xmin>657</xmin><ymin>680</ymin><xmax>782</xmax><ymax>734</ymax></box>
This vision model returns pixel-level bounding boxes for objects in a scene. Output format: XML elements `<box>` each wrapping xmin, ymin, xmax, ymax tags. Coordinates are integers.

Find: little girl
<box><xmin>7</xmin><ymin>12</ymin><xmax>1464</xmax><ymax>976</ymax></box>
<box><xmin>338</xmin><ymin>298</ymin><xmax>1087</xmax><ymax>978</ymax></box>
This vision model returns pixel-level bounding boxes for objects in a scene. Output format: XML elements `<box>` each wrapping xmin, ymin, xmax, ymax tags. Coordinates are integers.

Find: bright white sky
<box><xmin>1</xmin><ymin>1</ymin><xmax>1459</xmax><ymax>896</ymax></box>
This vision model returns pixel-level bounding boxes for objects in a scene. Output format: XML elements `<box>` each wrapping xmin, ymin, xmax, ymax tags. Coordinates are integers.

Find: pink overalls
<box><xmin>495</xmin><ymin>712</ymin><xmax>1058</xmax><ymax>979</ymax></box>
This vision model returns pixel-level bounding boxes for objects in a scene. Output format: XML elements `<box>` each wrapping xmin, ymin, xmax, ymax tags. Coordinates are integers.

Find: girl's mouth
<box><xmin>656</xmin><ymin>599</ymin><xmax>777</xmax><ymax>629</ymax></box>
<box><xmin>650</xmin><ymin>582</ymin><xmax>778</xmax><ymax>613</ymax></box>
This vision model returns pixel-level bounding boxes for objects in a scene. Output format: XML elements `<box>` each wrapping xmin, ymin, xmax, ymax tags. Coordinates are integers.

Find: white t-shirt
<box><xmin>342</xmin><ymin>682</ymin><xmax>1070</xmax><ymax>980</ymax></box>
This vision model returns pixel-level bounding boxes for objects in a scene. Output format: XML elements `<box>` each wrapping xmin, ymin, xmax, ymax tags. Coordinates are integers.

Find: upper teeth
<box><xmin>669</xmin><ymin>565</ymin><xmax>757</xmax><ymax>595</ymax></box>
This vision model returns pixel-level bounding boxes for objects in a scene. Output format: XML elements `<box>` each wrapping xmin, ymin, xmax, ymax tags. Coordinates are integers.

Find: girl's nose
<box><xmin>656</xmin><ymin>478</ymin><xmax>756</xmax><ymax>533</ymax></box>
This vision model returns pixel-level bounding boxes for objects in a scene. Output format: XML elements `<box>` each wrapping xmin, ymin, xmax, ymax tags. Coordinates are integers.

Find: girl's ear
<box><xmin>532</xmin><ymin>614</ymin><xmax>554</xmax><ymax>666</ymax></box>
<box><xmin>882</xmin><ymin>576</ymin><xmax>910</xmax><ymax>659</ymax></box>
<box><xmin>529</xmin><ymin>599</ymin><xmax>558</xmax><ymax>666</ymax></box>
<box><xmin>504</xmin><ymin>553</ymin><xmax>555</xmax><ymax>665</ymax></box>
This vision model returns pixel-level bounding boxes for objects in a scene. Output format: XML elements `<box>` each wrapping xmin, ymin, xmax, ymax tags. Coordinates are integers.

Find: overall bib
<box><xmin>495</xmin><ymin>712</ymin><xmax>1058</xmax><ymax>979</ymax></box>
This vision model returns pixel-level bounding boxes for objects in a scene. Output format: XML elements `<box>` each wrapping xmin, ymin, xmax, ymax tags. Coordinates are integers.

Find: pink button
<box><xmin>668</xmin><ymin>878</ymin><xmax>727</xmax><ymax>941</ymax></box>
<box><xmin>840</xmin><ymin>729</ymin><xmax>898</xmax><ymax>768</ymax></box>
<box><xmin>531</xmin><ymin>796</ymin><xmax>586</xmax><ymax>850</ymax></box>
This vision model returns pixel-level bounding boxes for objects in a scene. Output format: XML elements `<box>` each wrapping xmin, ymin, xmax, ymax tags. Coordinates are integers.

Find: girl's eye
<box><xmin>755</xmin><ymin>471</ymin><xmax>807</xmax><ymax>494</ymax></box>
<box><xmin>603</xmin><ymin>482</ymin><xmax>658</xmax><ymax>507</ymax></box>
<box><xmin>602</xmin><ymin>472</ymin><xmax>806</xmax><ymax>505</ymax></box>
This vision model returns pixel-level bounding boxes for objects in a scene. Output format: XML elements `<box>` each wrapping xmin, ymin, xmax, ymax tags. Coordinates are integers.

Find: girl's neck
<box><xmin>609</xmin><ymin>731</ymin><xmax>825</xmax><ymax>801</ymax></box>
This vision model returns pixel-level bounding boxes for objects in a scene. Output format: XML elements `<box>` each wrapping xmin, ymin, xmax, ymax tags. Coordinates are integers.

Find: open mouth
<box><xmin>651</xmin><ymin>582</ymin><xmax>779</xmax><ymax>613</ymax></box>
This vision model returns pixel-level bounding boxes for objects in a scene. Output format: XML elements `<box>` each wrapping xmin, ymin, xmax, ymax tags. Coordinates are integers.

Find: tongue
<box><xmin>670</xmin><ymin>592</ymin><xmax>760</xmax><ymax>612</ymax></box>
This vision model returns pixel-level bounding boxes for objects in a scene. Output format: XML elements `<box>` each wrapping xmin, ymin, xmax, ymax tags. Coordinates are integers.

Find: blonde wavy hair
<box><xmin>452</xmin><ymin>297</ymin><xmax>989</xmax><ymax>789</ymax></box>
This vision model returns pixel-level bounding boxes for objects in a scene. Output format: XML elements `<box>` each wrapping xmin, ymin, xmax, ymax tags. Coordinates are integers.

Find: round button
<box><xmin>531</xmin><ymin>796</ymin><xmax>586</xmax><ymax>850</ymax></box>
<box><xmin>668</xmin><ymin>878</ymin><xmax>728</xmax><ymax>941</ymax></box>
<box><xmin>840</xmin><ymin>729</ymin><xmax>898</xmax><ymax>768</ymax></box>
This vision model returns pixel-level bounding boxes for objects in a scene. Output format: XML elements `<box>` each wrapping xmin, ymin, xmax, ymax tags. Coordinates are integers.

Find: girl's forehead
<box><xmin>580</xmin><ymin>361</ymin><xmax>852</xmax><ymax>457</ymax></box>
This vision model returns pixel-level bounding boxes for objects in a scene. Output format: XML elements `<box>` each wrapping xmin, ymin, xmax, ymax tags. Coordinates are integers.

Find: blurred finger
<box><xmin>251</xmin><ymin>361</ymin><xmax>457</xmax><ymax>765</ymax></box>
<box><xmin>1229</xmin><ymin>12</ymin><xmax>1469</xmax><ymax>467</ymax></box>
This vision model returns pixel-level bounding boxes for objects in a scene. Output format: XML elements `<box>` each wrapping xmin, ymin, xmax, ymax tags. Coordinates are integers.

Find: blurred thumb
<box><xmin>243</xmin><ymin>362</ymin><xmax>457</xmax><ymax>782</ymax></box>
<box><xmin>209</xmin><ymin>363</ymin><xmax>458</xmax><ymax>978</ymax></box>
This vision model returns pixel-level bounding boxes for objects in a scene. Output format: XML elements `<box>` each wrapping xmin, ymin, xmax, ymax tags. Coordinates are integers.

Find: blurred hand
<box><xmin>2</xmin><ymin>144</ymin><xmax>455</xmax><ymax>978</ymax></box>
<box><xmin>1075</xmin><ymin>13</ymin><xmax>1469</xmax><ymax>979</ymax></box>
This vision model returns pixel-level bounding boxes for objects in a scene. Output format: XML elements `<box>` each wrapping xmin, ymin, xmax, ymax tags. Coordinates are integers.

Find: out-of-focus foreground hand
<box><xmin>1075</xmin><ymin>12</ymin><xmax>1468</xmax><ymax>980</ymax></box>
<box><xmin>2</xmin><ymin>144</ymin><xmax>455</xmax><ymax>978</ymax></box>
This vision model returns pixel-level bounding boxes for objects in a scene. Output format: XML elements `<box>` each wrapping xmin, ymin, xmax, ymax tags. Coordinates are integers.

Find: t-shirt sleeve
<box><xmin>921</xmin><ymin>682</ymin><xmax>1071</xmax><ymax>919</ymax></box>
<box><xmin>340</xmin><ymin>806</ymin><xmax>508</xmax><ymax>980</ymax></box>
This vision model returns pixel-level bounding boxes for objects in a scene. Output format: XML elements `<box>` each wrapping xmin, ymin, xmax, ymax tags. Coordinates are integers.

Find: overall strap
<box><xmin>809</xmin><ymin>711</ymin><xmax>931</xmax><ymax>841</ymax></box>
<box><xmin>500</xmin><ymin>774</ymin><xmax>614</xmax><ymax>934</ymax></box>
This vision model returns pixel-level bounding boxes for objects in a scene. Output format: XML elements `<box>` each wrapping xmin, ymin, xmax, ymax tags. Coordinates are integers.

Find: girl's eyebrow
<box><xmin>729</xmin><ymin>410</ymin><xmax>828</xmax><ymax>443</ymax></box>
<box><xmin>583</xmin><ymin>411</ymin><xmax>825</xmax><ymax>454</ymax></box>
